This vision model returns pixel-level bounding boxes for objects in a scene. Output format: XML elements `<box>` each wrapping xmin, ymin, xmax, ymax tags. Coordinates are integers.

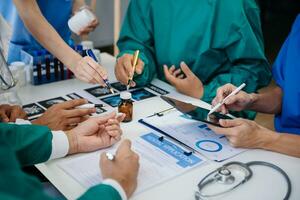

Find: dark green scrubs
<box><xmin>117</xmin><ymin>0</ymin><xmax>272</xmax><ymax>119</ymax></box>
<box><xmin>0</xmin><ymin>123</ymin><xmax>121</xmax><ymax>200</ymax></box>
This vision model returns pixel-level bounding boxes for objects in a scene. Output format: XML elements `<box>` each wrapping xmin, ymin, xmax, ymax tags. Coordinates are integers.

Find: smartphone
<box><xmin>161</xmin><ymin>96</ymin><xmax>234</xmax><ymax>127</ymax></box>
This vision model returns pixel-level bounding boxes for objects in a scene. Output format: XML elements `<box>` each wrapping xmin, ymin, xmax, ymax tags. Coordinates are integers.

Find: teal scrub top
<box><xmin>117</xmin><ymin>0</ymin><xmax>272</xmax><ymax>119</ymax></box>
<box><xmin>272</xmin><ymin>15</ymin><xmax>300</xmax><ymax>135</ymax></box>
<box><xmin>0</xmin><ymin>0</ymin><xmax>73</xmax><ymax>63</ymax></box>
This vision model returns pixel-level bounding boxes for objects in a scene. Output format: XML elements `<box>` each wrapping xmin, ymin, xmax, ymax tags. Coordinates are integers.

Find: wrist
<box><xmin>32</xmin><ymin>117</ymin><xmax>43</xmax><ymax>126</ymax></box>
<box><xmin>63</xmin><ymin>49</ymin><xmax>82</xmax><ymax>71</ymax></box>
<box><xmin>66</xmin><ymin>130</ymin><xmax>78</xmax><ymax>155</ymax></box>
<box><xmin>247</xmin><ymin>93</ymin><xmax>258</xmax><ymax>110</ymax></box>
<box><xmin>257</xmin><ymin>128</ymin><xmax>279</xmax><ymax>149</ymax></box>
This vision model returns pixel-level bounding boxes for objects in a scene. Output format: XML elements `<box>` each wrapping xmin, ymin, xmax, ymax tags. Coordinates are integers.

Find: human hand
<box><xmin>211</xmin><ymin>83</ymin><xmax>255</xmax><ymax>114</ymax></box>
<box><xmin>32</xmin><ymin>99</ymin><xmax>95</xmax><ymax>131</ymax></box>
<box><xmin>70</xmin><ymin>55</ymin><xmax>108</xmax><ymax>85</ymax></box>
<box><xmin>208</xmin><ymin>118</ymin><xmax>273</xmax><ymax>148</ymax></box>
<box><xmin>100</xmin><ymin>140</ymin><xmax>140</xmax><ymax>198</ymax></box>
<box><xmin>78</xmin><ymin>18</ymin><xmax>99</xmax><ymax>35</ymax></box>
<box><xmin>115</xmin><ymin>54</ymin><xmax>144</xmax><ymax>87</ymax></box>
<box><xmin>0</xmin><ymin>104</ymin><xmax>27</xmax><ymax>122</ymax></box>
<box><xmin>164</xmin><ymin>62</ymin><xmax>203</xmax><ymax>98</ymax></box>
<box><xmin>67</xmin><ymin>112</ymin><xmax>125</xmax><ymax>154</ymax></box>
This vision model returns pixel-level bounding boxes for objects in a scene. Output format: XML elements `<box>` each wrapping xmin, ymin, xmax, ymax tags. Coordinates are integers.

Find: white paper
<box><xmin>59</xmin><ymin>132</ymin><xmax>206</xmax><ymax>196</ymax></box>
<box><xmin>142</xmin><ymin>110</ymin><xmax>246</xmax><ymax>161</ymax></box>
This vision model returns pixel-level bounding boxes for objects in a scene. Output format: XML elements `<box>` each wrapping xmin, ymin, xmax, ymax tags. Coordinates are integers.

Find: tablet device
<box><xmin>161</xmin><ymin>96</ymin><xmax>234</xmax><ymax>127</ymax></box>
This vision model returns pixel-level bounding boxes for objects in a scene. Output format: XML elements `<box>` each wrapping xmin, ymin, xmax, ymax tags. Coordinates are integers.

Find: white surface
<box><xmin>58</xmin><ymin>132</ymin><xmax>206</xmax><ymax>196</ymax></box>
<box><xmin>16</xmin><ymin>53</ymin><xmax>300</xmax><ymax>200</ymax></box>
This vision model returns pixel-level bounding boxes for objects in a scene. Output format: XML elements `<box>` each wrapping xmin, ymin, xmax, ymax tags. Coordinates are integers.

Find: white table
<box><xmin>17</xmin><ymin>53</ymin><xmax>300</xmax><ymax>200</ymax></box>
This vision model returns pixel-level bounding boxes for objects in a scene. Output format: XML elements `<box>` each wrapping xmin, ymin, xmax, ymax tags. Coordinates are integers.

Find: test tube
<box><xmin>59</xmin><ymin>60</ymin><xmax>64</xmax><ymax>80</ymax></box>
<box><xmin>36</xmin><ymin>51</ymin><xmax>43</xmax><ymax>83</ymax></box>
<box><xmin>54</xmin><ymin>57</ymin><xmax>59</xmax><ymax>80</ymax></box>
<box><xmin>43</xmin><ymin>50</ymin><xmax>51</xmax><ymax>80</ymax></box>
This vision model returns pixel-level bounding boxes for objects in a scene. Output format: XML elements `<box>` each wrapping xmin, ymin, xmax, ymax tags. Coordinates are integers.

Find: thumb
<box><xmin>95</xmin><ymin>112</ymin><xmax>116</xmax><ymax>125</ymax></box>
<box><xmin>180</xmin><ymin>61</ymin><xmax>193</xmax><ymax>77</ymax></box>
<box><xmin>116</xmin><ymin>139</ymin><xmax>132</xmax><ymax>157</ymax></box>
<box><xmin>219</xmin><ymin>119</ymin><xmax>243</xmax><ymax>128</ymax></box>
<box><xmin>0</xmin><ymin>111</ymin><xmax>9</xmax><ymax>122</ymax></box>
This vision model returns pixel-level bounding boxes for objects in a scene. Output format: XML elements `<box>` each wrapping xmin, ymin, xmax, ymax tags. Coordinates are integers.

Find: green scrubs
<box><xmin>0</xmin><ymin>123</ymin><xmax>121</xmax><ymax>200</ymax></box>
<box><xmin>117</xmin><ymin>0</ymin><xmax>272</xmax><ymax>119</ymax></box>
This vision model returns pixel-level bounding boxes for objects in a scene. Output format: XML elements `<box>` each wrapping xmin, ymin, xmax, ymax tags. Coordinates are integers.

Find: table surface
<box><xmin>16</xmin><ymin>53</ymin><xmax>300</xmax><ymax>200</ymax></box>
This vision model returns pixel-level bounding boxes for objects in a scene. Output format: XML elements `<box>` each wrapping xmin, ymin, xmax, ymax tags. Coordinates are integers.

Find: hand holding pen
<box><xmin>210</xmin><ymin>83</ymin><xmax>250</xmax><ymax>115</ymax></box>
<box><xmin>115</xmin><ymin>50</ymin><xmax>144</xmax><ymax>88</ymax></box>
<box><xmin>86</xmin><ymin>49</ymin><xmax>114</xmax><ymax>94</ymax></box>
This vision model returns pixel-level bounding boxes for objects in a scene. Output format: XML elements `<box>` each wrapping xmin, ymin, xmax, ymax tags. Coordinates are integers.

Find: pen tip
<box><xmin>126</xmin><ymin>85</ymin><xmax>130</xmax><ymax>91</ymax></box>
<box><xmin>110</xmin><ymin>88</ymin><xmax>115</xmax><ymax>94</ymax></box>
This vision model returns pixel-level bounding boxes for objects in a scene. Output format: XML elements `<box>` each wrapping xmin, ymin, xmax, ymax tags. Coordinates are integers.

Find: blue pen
<box><xmin>86</xmin><ymin>49</ymin><xmax>114</xmax><ymax>94</ymax></box>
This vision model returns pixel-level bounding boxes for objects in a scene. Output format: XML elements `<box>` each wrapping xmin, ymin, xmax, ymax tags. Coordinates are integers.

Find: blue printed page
<box><xmin>58</xmin><ymin>132</ymin><xmax>206</xmax><ymax>196</ymax></box>
<box><xmin>142</xmin><ymin>110</ymin><xmax>247</xmax><ymax>161</ymax></box>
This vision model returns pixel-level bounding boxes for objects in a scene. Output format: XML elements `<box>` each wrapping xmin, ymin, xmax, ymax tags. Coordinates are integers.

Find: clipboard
<box><xmin>138</xmin><ymin>108</ymin><xmax>246</xmax><ymax>162</ymax></box>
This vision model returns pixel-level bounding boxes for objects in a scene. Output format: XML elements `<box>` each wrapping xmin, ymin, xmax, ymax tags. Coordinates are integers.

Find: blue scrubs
<box><xmin>0</xmin><ymin>0</ymin><xmax>73</xmax><ymax>64</ymax></box>
<box><xmin>272</xmin><ymin>14</ymin><xmax>300</xmax><ymax>135</ymax></box>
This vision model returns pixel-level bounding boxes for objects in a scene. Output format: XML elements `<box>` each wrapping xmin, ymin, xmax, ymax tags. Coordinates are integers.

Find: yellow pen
<box><xmin>127</xmin><ymin>50</ymin><xmax>140</xmax><ymax>90</ymax></box>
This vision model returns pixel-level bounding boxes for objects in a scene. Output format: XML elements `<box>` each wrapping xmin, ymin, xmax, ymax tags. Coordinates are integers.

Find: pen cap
<box><xmin>120</xmin><ymin>91</ymin><xmax>132</xmax><ymax>100</ymax></box>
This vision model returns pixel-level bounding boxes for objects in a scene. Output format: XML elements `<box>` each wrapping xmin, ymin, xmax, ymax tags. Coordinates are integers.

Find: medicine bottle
<box><xmin>118</xmin><ymin>92</ymin><xmax>133</xmax><ymax>122</ymax></box>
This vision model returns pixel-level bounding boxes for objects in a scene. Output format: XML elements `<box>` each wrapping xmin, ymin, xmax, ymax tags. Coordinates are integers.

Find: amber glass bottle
<box><xmin>118</xmin><ymin>92</ymin><xmax>133</xmax><ymax>122</ymax></box>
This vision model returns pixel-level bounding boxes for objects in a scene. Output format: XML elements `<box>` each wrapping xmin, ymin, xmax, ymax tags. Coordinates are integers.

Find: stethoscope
<box><xmin>195</xmin><ymin>161</ymin><xmax>292</xmax><ymax>200</ymax></box>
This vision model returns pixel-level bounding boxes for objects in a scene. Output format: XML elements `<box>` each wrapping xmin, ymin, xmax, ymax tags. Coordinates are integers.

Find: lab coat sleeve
<box><xmin>201</xmin><ymin>7</ymin><xmax>272</xmax><ymax>113</ymax></box>
<box><xmin>0</xmin><ymin>123</ymin><xmax>52</xmax><ymax>166</ymax></box>
<box><xmin>117</xmin><ymin>0</ymin><xmax>157</xmax><ymax>86</ymax></box>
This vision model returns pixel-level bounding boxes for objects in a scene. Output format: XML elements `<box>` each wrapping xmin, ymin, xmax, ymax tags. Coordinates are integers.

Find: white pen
<box><xmin>208</xmin><ymin>83</ymin><xmax>246</xmax><ymax>116</ymax></box>
<box><xmin>76</xmin><ymin>103</ymin><xmax>103</xmax><ymax>109</ymax></box>
<box><xmin>106</xmin><ymin>152</ymin><xmax>115</xmax><ymax>161</ymax></box>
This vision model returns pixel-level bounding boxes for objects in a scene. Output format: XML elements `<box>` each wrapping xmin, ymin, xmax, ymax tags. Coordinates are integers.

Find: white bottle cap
<box><xmin>120</xmin><ymin>92</ymin><xmax>132</xmax><ymax>100</ymax></box>
<box><xmin>68</xmin><ymin>8</ymin><xmax>96</xmax><ymax>35</ymax></box>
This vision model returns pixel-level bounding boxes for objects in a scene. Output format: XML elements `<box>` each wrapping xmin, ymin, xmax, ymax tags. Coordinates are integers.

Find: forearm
<box><xmin>259</xmin><ymin>130</ymin><xmax>300</xmax><ymax>158</ymax></box>
<box><xmin>249</xmin><ymin>86</ymin><xmax>282</xmax><ymax>114</ymax></box>
<box><xmin>13</xmin><ymin>0</ymin><xmax>81</xmax><ymax>69</ymax></box>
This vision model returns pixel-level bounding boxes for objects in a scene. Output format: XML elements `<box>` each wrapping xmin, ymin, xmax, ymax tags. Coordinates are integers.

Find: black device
<box><xmin>161</xmin><ymin>96</ymin><xmax>234</xmax><ymax>127</ymax></box>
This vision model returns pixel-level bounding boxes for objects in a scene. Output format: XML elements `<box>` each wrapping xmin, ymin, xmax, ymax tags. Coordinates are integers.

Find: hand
<box><xmin>71</xmin><ymin>55</ymin><xmax>108</xmax><ymax>85</ymax></box>
<box><xmin>208</xmin><ymin>118</ymin><xmax>274</xmax><ymax>148</ymax></box>
<box><xmin>78</xmin><ymin>19</ymin><xmax>99</xmax><ymax>35</ymax></box>
<box><xmin>115</xmin><ymin>54</ymin><xmax>144</xmax><ymax>87</ymax></box>
<box><xmin>212</xmin><ymin>83</ymin><xmax>255</xmax><ymax>114</ymax></box>
<box><xmin>0</xmin><ymin>104</ymin><xmax>27</xmax><ymax>122</ymax></box>
<box><xmin>100</xmin><ymin>140</ymin><xmax>140</xmax><ymax>198</ymax></box>
<box><xmin>32</xmin><ymin>99</ymin><xmax>95</xmax><ymax>131</ymax></box>
<box><xmin>67</xmin><ymin>112</ymin><xmax>125</xmax><ymax>154</ymax></box>
<box><xmin>164</xmin><ymin>62</ymin><xmax>203</xmax><ymax>98</ymax></box>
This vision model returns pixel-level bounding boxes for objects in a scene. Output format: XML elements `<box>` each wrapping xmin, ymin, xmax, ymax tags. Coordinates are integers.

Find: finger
<box><xmin>67</xmin><ymin>117</ymin><xmax>87</xmax><ymax>125</ymax></box>
<box><xmin>207</xmin><ymin>124</ymin><xmax>233</xmax><ymax>136</ymax></box>
<box><xmin>91</xmin><ymin>112</ymin><xmax>116</xmax><ymax>125</ymax></box>
<box><xmin>78</xmin><ymin>61</ymin><xmax>101</xmax><ymax>84</ymax></box>
<box><xmin>219</xmin><ymin>119</ymin><xmax>244</xmax><ymax>128</ymax></box>
<box><xmin>135</xmin><ymin>59</ymin><xmax>144</xmax><ymax>74</ymax></box>
<box><xmin>116</xmin><ymin>113</ymin><xmax>126</xmax><ymax>122</ymax></box>
<box><xmin>9</xmin><ymin>108</ymin><xmax>20</xmax><ymax>122</ymax></box>
<box><xmin>123</xmin><ymin>59</ymin><xmax>134</xmax><ymax>77</ymax></box>
<box><xmin>180</xmin><ymin>61</ymin><xmax>193</xmax><ymax>77</ymax></box>
<box><xmin>130</xmin><ymin>81</ymin><xmax>136</xmax><ymax>87</ymax></box>
<box><xmin>168</xmin><ymin>65</ymin><xmax>176</xmax><ymax>75</ymax></box>
<box><xmin>85</xmin><ymin>57</ymin><xmax>108</xmax><ymax>81</ymax></box>
<box><xmin>105</xmin><ymin>124</ymin><xmax>120</xmax><ymax>132</ymax></box>
<box><xmin>58</xmin><ymin>99</ymin><xmax>88</xmax><ymax>109</ymax></box>
<box><xmin>224</xmin><ymin>95</ymin><xmax>241</xmax><ymax>105</ymax></box>
<box><xmin>163</xmin><ymin>65</ymin><xmax>177</xmax><ymax>85</ymax></box>
<box><xmin>65</xmin><ymin>108</ymin><xmax>96</xmax><ymax>118</ymax></box>
<box><xmin>221</xmin><ymin>105</ymin><xmax>228</xmax><ymax>114</ymax></box>
<box><xmin>116</xmin><ymin>139</ymin><xmax>132</xmax><ymax>156</ymax></box>
<box><xmin>215</xmin><ymin>84</ymin><xmax>237</xmax><ymax>103</ymax></box>
<box><xmin>0</xmin><ymin>111</ymin><xmax>9</xmax><ymax>122</ymax></box>
<box><xmin>172</xmin><ymin>68</ymin><xmax>182</xmax><ymax>77</ymax></box>
<box><xmin>177</xmin><ymin>74</ymin><xmax>185</xmax><ymax>79</ymax></box>
<box><xmin>115</xmin><ymin>61</ymin><xmax>129</xmax><ymax>85</ymax></box>
<box><xmin>107</xmin><ymin>130</ymin><xmax>122</xmax><ymax>138</ymax></box>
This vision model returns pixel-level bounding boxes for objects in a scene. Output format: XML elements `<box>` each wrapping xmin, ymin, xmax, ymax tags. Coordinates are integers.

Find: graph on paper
<box><xmin>141</xmin><ymin>110</ymin><xmax>247</xmax><ymax>161</ymax></box>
